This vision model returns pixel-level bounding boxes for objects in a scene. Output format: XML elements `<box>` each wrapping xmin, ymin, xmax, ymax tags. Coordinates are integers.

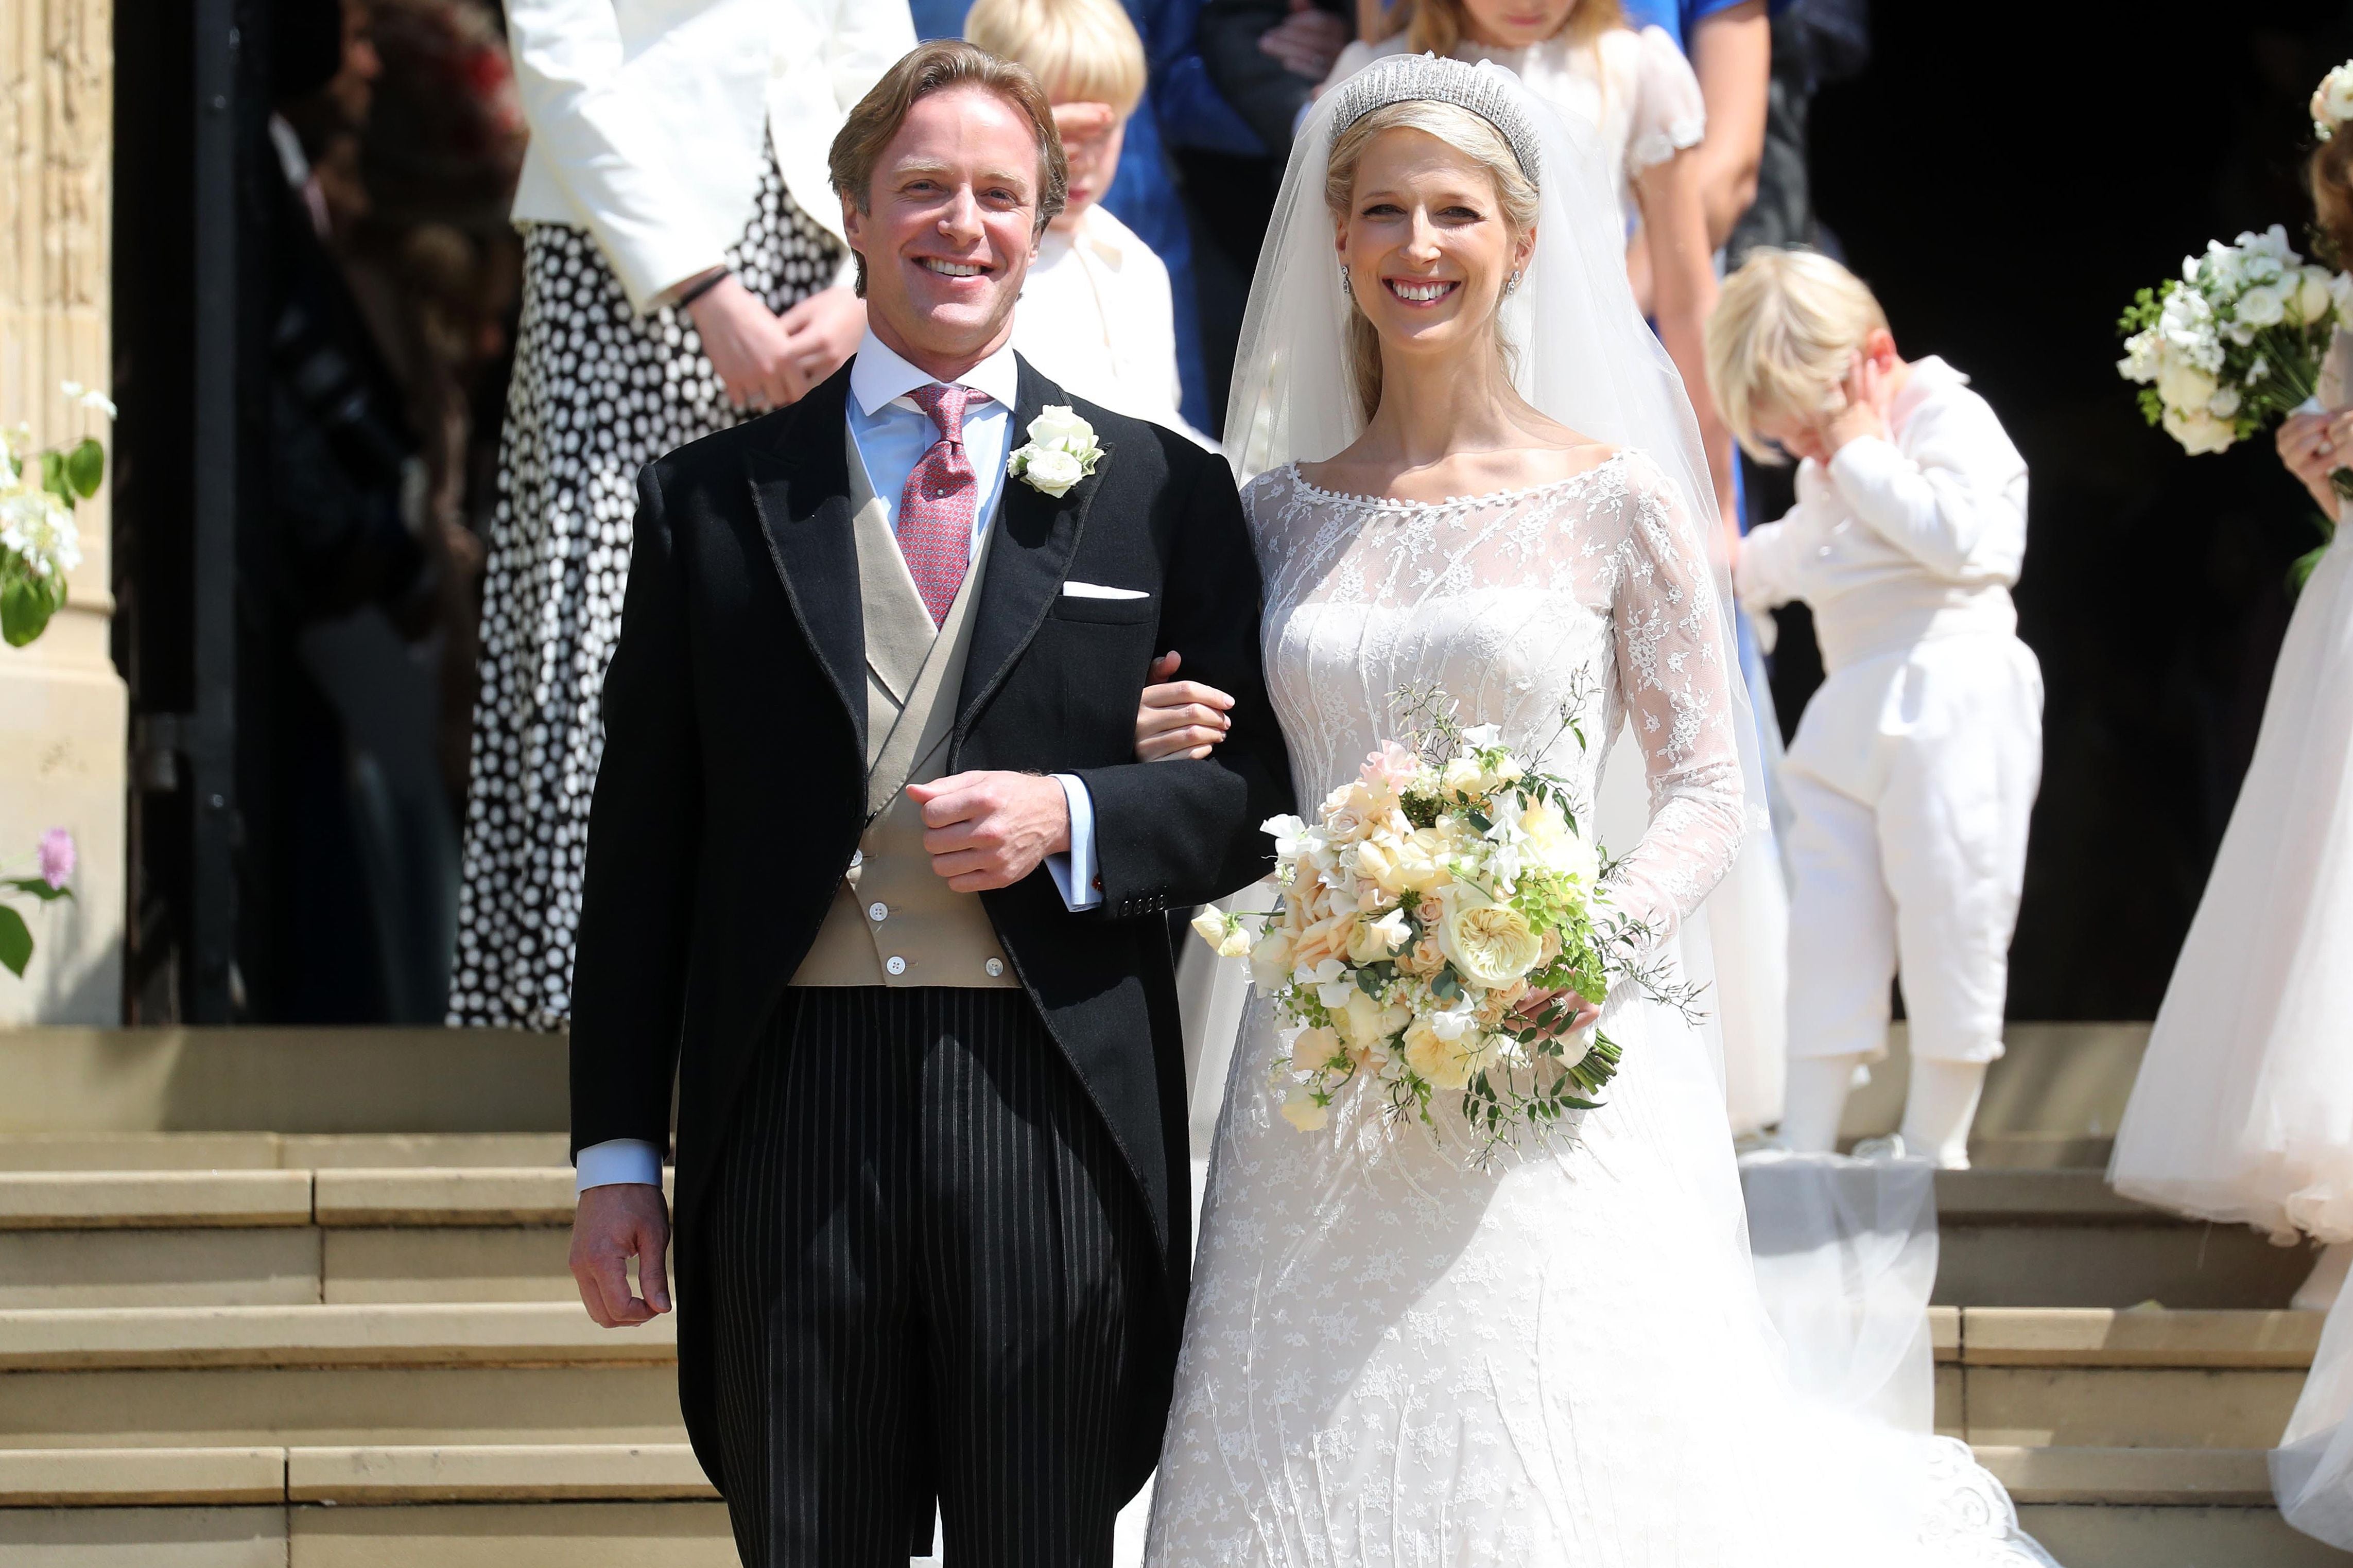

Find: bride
<box><xmin>1139</xmin><ymin>56</ymin><xmax>2052</xmax><ymax>1566</ymax></box>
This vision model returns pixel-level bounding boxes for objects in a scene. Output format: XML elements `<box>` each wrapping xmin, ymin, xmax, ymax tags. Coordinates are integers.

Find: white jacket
<box><xmin>1736</xmin><ymin>357</ymin><xmax>2029</xmax><ymax>673</ymax></box>
<box><xmin>505</xmin><ymin>0</ymin><xmax>915</xmax><ymax>313</ymax></box>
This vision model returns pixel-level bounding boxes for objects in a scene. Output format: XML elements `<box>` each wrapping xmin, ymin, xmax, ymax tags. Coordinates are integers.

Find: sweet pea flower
<box><xmin>36</xmin><ymin>828</ymin><xmax>74</xmax><ymax>890</ymax></box>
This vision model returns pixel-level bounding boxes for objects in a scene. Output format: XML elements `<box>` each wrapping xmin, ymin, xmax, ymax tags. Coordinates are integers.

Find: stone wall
<box><xmin>0</xmin><ymin>0</ymin><xmax>122</xmax><ymax>1022</ymax></box>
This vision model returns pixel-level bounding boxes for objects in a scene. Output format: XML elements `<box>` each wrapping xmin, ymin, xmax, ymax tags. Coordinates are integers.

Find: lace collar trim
<box><xmin>1283</xmin><ymin>449</ymin><xmax>1630</xmax><ymax>513</ymax></box>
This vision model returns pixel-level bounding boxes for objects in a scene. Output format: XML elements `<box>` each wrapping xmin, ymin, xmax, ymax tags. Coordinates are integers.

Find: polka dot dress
<box><xmin>448</xmin><ymin>152</ymin><xmax>841</xmax><ymax>1030</ymax></box>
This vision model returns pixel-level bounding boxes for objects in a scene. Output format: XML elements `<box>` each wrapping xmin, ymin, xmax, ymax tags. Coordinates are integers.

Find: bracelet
<box><xmin>675</xmin><ymin>270</ymin><xmax>729</xmax><ymax>310</ymax></box>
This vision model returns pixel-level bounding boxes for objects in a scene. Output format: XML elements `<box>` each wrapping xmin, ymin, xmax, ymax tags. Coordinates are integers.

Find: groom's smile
<box><xmin>842</xmin><ymin>82</ymin><xmax>1044</xmax><ymax>375</ymax></box>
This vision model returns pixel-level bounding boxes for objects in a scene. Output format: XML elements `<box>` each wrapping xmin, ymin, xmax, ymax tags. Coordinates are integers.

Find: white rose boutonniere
<box><xmin>1008</xmin><ymin>405</ymin><xmax>1105</xmax><ymax>498</ymax></box>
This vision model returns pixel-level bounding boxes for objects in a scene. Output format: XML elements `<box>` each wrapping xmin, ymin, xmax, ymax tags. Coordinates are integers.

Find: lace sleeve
<box><xmin>1602</xmin><ymin>456</ymin><xmax>1746</xmax><ymax>944</ymax></box>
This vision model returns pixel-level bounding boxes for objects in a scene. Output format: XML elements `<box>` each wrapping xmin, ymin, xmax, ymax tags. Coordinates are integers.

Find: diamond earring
<box><xmin>1340</xmin><ymin>264</ymin><xmax>1353</xmax><ymax>300</ymax></box>
<box><xmin>1505</xmin><ymin>268</ymin><xmax>1522</xmax><ymax>296</ymax></box>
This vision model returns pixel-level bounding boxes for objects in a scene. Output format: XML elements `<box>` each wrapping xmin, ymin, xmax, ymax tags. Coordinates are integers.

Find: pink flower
<box><xmin>1361</xmin><ymin>741</ymin><xmax>1418</xmax><ymax>795</ymax></box>
<box><xmin>36</xmin><ymin>828</ymin><xmax>73</xmax><ymax>890</ymax></box>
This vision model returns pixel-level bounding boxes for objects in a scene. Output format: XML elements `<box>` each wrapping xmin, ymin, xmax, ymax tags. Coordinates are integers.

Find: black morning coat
<box><xmin>566</xmin><ymin>354</ymin><xmax>1295</xmax><ymax>1487</ymax></box>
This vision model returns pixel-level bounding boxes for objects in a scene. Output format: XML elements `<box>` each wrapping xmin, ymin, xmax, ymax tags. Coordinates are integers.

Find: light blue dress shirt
<box><xmin>577</xmin><ymin>331</ymin><xmax>1103</xmax><ymax>1193</ymax></box>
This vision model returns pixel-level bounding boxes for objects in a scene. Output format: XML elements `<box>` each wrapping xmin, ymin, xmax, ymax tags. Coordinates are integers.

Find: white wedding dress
<box><xmin>1143</xmin><ymin>57</ymin><xmax>2051</xmax><ymax>1568</ymax></box>
<box><xmin>1141</xmin><ymin>458</ymin><xmax>2044</xmax><ymax>1567</ymax></box>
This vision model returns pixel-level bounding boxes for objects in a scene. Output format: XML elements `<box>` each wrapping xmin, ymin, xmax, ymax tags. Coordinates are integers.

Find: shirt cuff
<box><xmin>1045</xmin><ymin>773</ymin><xmax>1102</xmax><ymax>911</ymax></box>
<box><xmin>576</xmin><ymin>1138</ymin><xmax>664</xmax><ymax>1193</ymax></box>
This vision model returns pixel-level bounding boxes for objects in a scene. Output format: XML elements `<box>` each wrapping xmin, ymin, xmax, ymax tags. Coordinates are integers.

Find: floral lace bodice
<box><xmin>1245</xmin><ymin>449</ymin><xmax>1745</xmax><ymax>941</ymax></box>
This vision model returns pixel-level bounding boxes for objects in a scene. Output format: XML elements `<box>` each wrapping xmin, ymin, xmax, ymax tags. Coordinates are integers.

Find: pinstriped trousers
<box><xmin>699</xmin><ymin>987</ymin><xmax>1154</xmax><ymax>1568</ymax></box>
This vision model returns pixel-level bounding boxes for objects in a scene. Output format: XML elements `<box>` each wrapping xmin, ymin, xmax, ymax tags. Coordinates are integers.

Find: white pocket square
<box><xmin>1061</xmin><ymin>582</ymin><xmax>1151</xmax><ymax>600</ymax></box>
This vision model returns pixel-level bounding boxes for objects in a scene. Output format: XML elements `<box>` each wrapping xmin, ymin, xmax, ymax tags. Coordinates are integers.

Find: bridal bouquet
<box><xmin>2116</xmin><ymin>226</ymin><xmax>2353</xmax><ymax>491</ymax></box>
<box><xmin>1193</xmin><ymin>689</ymin><xmax>1695</xmax><ymax>1149</ymax></box>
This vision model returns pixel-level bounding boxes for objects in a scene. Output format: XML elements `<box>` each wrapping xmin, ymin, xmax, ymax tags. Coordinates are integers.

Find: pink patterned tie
<box><xmin>898</xmin><ymin>383</ymin><xmax>984</xmax><ymax>626</ymax></box>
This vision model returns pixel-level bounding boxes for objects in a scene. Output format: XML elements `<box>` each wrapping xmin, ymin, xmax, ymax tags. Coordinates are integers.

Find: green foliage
<box><xmin>62</xmin><ymin>439</ymin><xmax>102</xmax><ymax>501</ymax></box>
<box><xmin>0</xmin><ymin>906</ymin><xmax>28</xmax><ymax>979</ymax></box>
<box><xmin>0</xmin><ymin>570</ymin><xmax>63</xmax><ymax>648</ymax></box>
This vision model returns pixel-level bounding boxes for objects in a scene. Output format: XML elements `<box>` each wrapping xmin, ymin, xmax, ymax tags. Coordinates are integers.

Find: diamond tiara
<box><xmin>1325</xmin><ymin>55</ymin><xmax>1543</xmax><ymax>187</ymax></box>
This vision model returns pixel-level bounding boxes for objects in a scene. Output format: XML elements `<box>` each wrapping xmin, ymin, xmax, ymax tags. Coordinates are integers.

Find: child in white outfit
<box><xmin>1707</xmin><ymin>249</ymin><xmax>2043</xmax><ymax>1168</ymax></box>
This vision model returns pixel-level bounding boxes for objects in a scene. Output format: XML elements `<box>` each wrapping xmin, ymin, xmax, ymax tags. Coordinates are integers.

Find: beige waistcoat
<box><xmin>789</xmin><ymin>426</ymin><xmax>1019</xmax><ymax>990</ymax></box>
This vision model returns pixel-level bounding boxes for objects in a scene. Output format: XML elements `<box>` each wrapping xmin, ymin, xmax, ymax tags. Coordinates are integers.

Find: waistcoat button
<box><xmin>885</xmin><ymin>955</ymin><xmax>907</xmax><ymax>976</ymax></box>
<box><xmin>984</xmin><ymin>957</ymin><xmax>1005</xmax><ymax>978</ymax></box>
<box><xmin>867</xmin><ymin>901</ymin><xmax>888</xmax><ymax>922</ymax></box>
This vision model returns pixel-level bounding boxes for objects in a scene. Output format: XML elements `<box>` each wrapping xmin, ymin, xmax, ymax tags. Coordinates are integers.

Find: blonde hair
<box><xmin>1706</xmin><ymin>247</ymin><xmax>1891</xmax><ymax>464</ymax></box>
<box><xmin>1326</xmin><ymin>99</ymin><xmax>1541</xmax><ymax>422</ymax></box>
<box><xmin>965</xmin><ymin>0</ymin><xmax>1148</xmax><ymax>117</ymax></box>
<box><xmin>828</xmin><ymin>40</ymin><xmax>1068</xmax><ymax>297</ymax></box>
<box><xmin>1407</xmin><ymin>0</ymin><xmax>1627</xmax><ymax>58</ymax></box>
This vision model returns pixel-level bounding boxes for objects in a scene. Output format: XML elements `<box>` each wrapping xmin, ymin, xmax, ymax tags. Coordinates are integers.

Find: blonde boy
<box><xmin>966</xmin><ymin>0</ymin><xmax>1210</xmax><ymax>444</ymax></box>
<box><xmin>1707</xmin><ymin>248</ymin><xmax>2043</xmax><ymax>1169</ymax></box>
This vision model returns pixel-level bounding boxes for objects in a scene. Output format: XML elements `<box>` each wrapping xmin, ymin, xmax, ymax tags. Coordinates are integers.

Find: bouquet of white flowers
<box><xmin>1192</xmin><ymin>689</ymin><xmax>1698</xmax><ymax>1149</ymax></box>
<box><xmin>2117</xmin><ymin>226</ymin><xmax>2353</xmax><ymax>492</ymax></box>
<box><xmin>0</xmin><ymin>383</ymin><xmax>112</xmax><ymax>648</ymax></box>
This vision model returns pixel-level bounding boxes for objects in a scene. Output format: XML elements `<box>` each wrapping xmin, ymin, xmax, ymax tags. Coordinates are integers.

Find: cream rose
<box><xmin>2155</xmin><ymin>356</ymin><xmax>2218</xmax><ymax>413</ymax></box>
<box><xmin>2163</xmin><ymin>404</ymin><xmax>2236</xmax><ymax>456</ymax></box>
<box><xmin>2302</xmin><ymin>267</ymin><xmax>2338</xmax><ymax>322</ymax></box>
<box><xmin>1250</xmin><ymin>927</ymin><xmax>1295</xmax><ymax>990</ymax></box>
<box><xmin>1289</xmin><ymin>1024</ymin><xmax>1342</xmax><ymax>1076</ymax></box>
<box><xmin>1335</xmin><ymin>989</ymin><xmax>1411</xmax><ymax>1048</ymax></box>
<box><xmin>1440</xmin><ymin>756</ymin><xmax>1483</xmax><ymax>797</ymax></box>
<box><xmin>1402</xmin><ymin>1017</ymin><xmax>1471</xmax><ymax>1090</ymax></box>
<box><xmin>1390</xmin><ymin>830</ymin><xmax>1447</xmax><ymax>893</ymax></box>
<box><xmin>1437</xmin><ymin>886</ymin><xmax>1546</xmax><ymax>989</ymax></box>
<box><xmin>1398</xmin><ymin>936</ymin><xmax>1446</xmax><ymax>978</ymax></box>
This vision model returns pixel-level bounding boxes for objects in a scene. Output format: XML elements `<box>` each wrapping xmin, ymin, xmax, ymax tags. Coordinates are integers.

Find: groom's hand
<box><xmin>570</xmin><ymin>1183</ymin><xmax>672</xmax><ymax>1328</ymax></box>
<box><xmin>908</xmin><ymin>772</ymin><xmax>1071</xmax><ymax>891</ymax></box>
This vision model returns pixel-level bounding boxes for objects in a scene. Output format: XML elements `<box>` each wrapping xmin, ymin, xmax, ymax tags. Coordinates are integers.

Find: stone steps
<box><xmin>1936</xmin><ymin>1308</ymin><xmax>2320</xmax><ymax>1451</ymax></box>
<box><xmin>4</xmin><ymin>1163</ymin><xmax>2308</xmax><ymax>1311</ymax></box>
<box><xmin>1935</xmin><ymin>1170</ymin><xmax>2316</xmax><ymax>1310</ymax></box>
<box><xmin>0</xmin><ymin>1023</ymin><xmax>2344</xmax><ymax>1562</ymax></box>
<box><xmin>0</xmin><ymin>1169</ymin><xmax>651</xmax><ymax>1308</ymax></box>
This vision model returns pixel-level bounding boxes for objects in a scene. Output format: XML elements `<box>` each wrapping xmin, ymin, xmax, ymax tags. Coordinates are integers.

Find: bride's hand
<box><xmin>2279</xmin><ymin>409</ymin><xmax>2353</xmax><ymax>515</ymax></box>
<box><xmin>1136</xmin><ymin>651</ymin><xmax>1234</xmax><ymax>762</ymax></box>
<box><xmin>1514</xmin><ymin>986</ymin><xmax>1601</xmax><ymax>1038</ymax></box>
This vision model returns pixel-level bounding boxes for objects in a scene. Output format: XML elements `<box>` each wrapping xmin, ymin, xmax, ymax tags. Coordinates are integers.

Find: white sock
<box><xmin>1780</xmin><ymin>1054</ymin><xmax>1866</xmax><ymax>1153</ymax></box>
<box><xmin>2296</xmin><ymin>1242</ymin><xmax>2353</xmax><ymax>1312</ymax></box>
<box><xmin>1900</xmin><ymin>1058</ymin><xmax>1988</xmax><ymax>1170</ymax></box>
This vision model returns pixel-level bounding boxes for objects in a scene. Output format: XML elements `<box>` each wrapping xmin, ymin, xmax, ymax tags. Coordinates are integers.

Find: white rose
<box><xmin>2238</xmin><ymin>285</ymin><xmax>2288</xmax><ymax>328</ymax></box>
<box><xmin>2154</xmin><ymin>356</ymin><xmax>2218</xmax><ymax>413</ymax></box>
<box><xmin>1026</xmin><ymin>405</ymin><xmax>1094</xmax><ymax>451</ymax></box>
<box><xmin>1017</xmin><ymin>446</ymin><xmax>1084</xmax><ymax>497</ymax></box>
<box><xmin>2208</xmin><ymin>387</ymin><xmax>2242</xmax><ymax>419</ymax></box>
<box><xmin>2162</xmin><ymin>404</ymin><xmax>2236</xmax><ymax>456</ymax></box>
<box><xmin>1436</xmin><ymin>884</ymin><xmax>1545</xmax><ymax>990</ymax></box>
<box><xmin>1440</xmin><ymin>756</ymin><xmax>1483</xmax><ymax>797</ymax></box>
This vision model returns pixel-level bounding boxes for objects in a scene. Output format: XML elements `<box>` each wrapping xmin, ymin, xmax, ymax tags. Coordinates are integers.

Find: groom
<box><xmin>563</xmin><ymin>38</ymin><xmax>1290</xmax><ymax>1568</ymax></box>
